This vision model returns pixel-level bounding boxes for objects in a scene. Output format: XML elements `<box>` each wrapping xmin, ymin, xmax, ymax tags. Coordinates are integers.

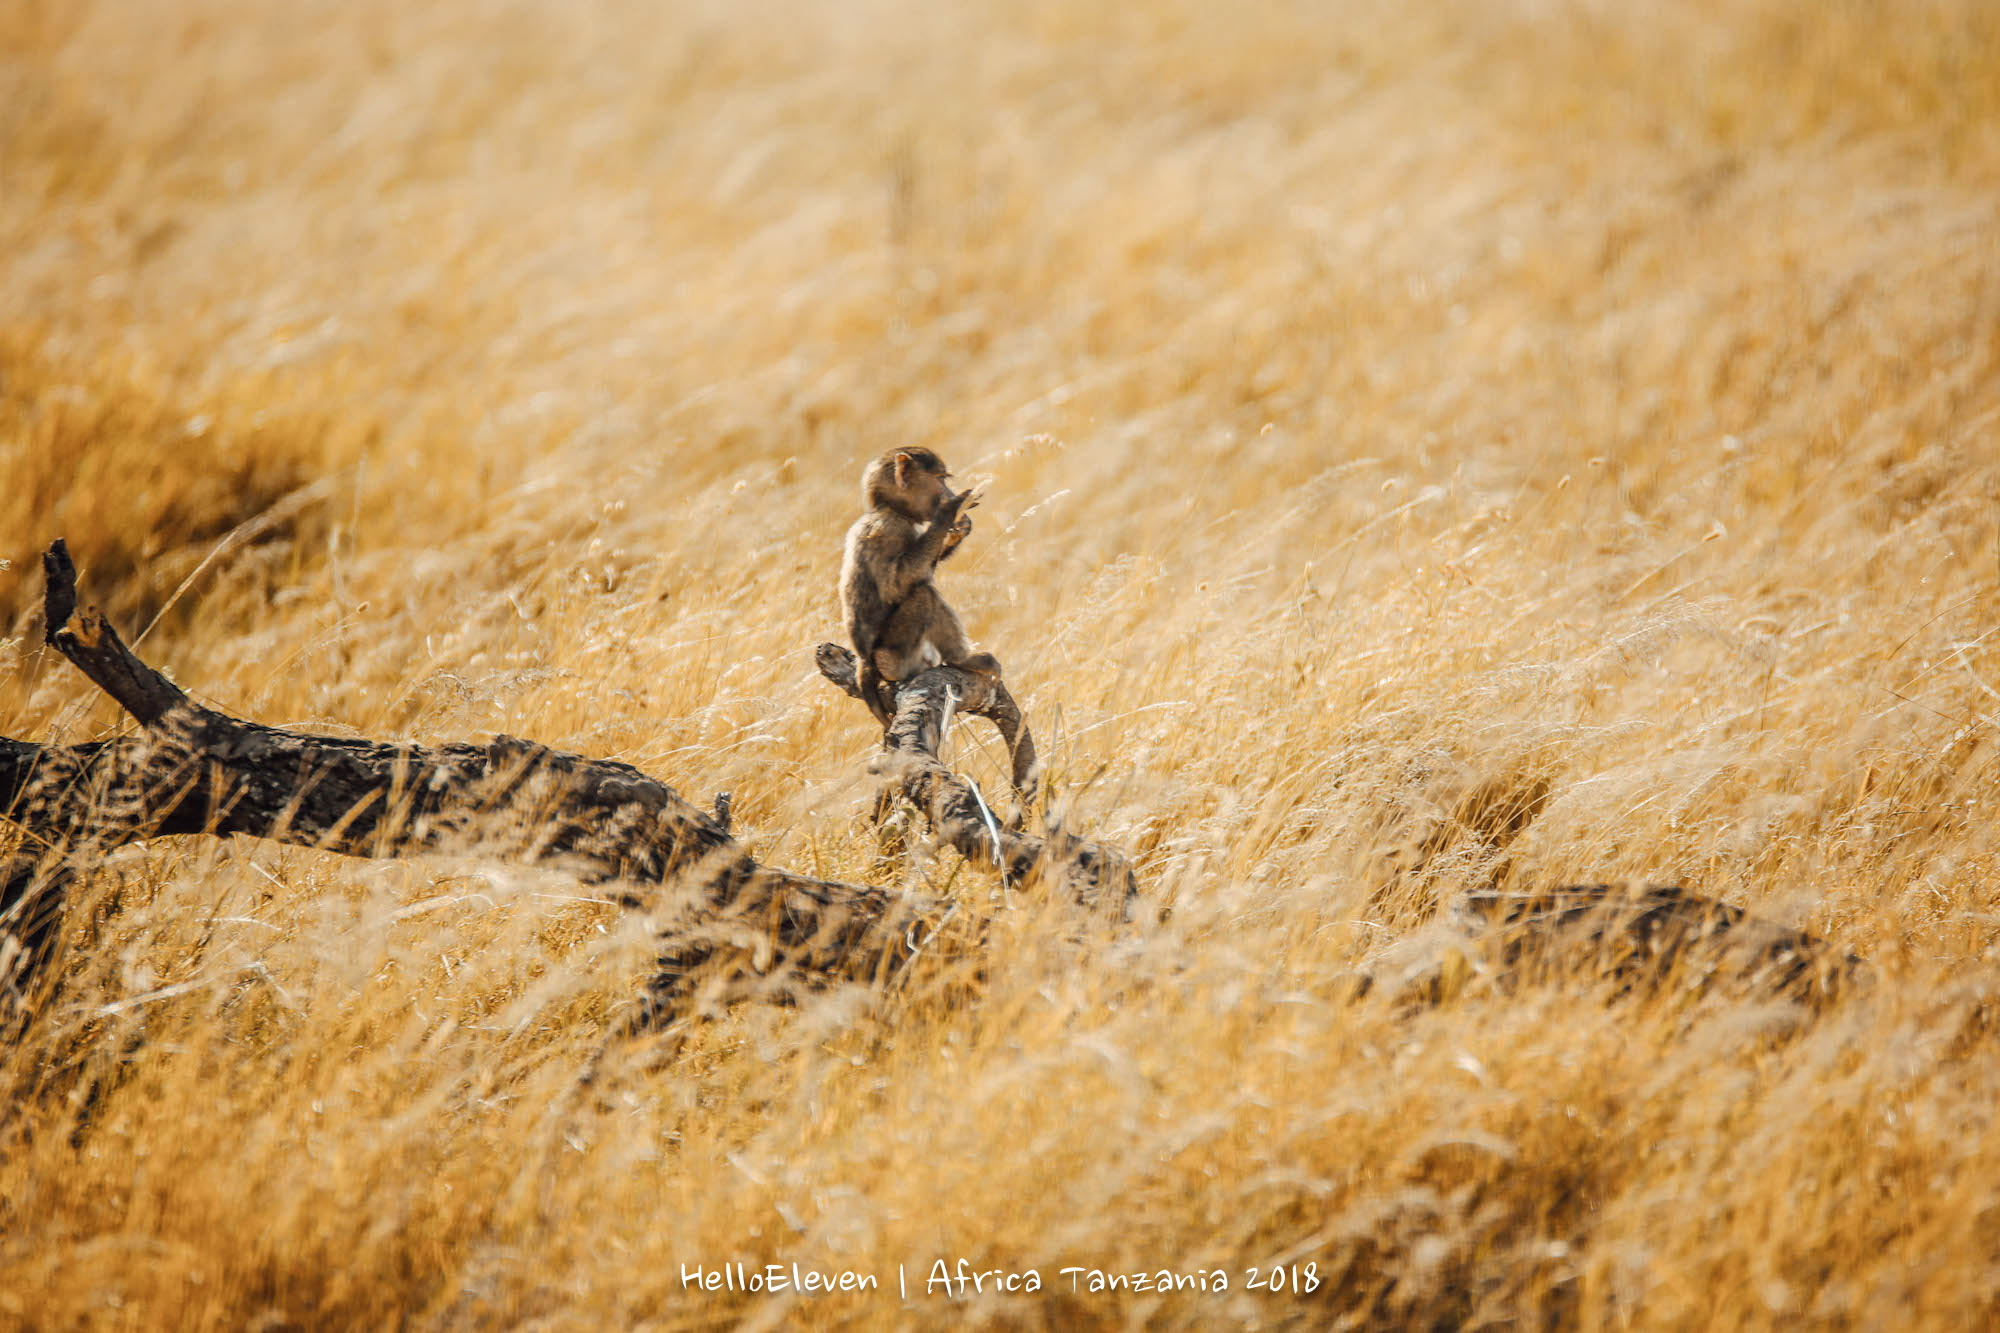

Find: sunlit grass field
<box><xmin>3</xmin><ymin>0</ymin><xmax>1999</xmax><ymax>1325</ymax></box>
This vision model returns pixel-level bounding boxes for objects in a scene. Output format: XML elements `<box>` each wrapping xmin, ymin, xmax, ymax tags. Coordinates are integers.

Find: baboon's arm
<box><xmin>844</xmin><ymin>567</ymin><xmax>896</xmax><ymax>728</ymax></box>
<box><xmin>845</xmin><ymin>570</ymin><xmax>887</xmax><ymax>664</ymax></box>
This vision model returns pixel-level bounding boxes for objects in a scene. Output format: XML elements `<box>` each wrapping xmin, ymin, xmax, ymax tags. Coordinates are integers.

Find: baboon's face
<box><xmin>865</xmin><ymin>446</ymin><xmax>960</xmax><ymax>519</ymax></box>
<box><xmin>896</xmin><ymin>451</ymin><xmax>955</xmax><ymax>514</ymax></box>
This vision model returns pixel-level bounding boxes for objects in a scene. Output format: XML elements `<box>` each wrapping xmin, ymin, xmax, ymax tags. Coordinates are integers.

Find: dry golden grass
<box><xmin>2</xmin><ymin>0</ymin><xmax>1999</xmax><ymax>1326</ymax></box>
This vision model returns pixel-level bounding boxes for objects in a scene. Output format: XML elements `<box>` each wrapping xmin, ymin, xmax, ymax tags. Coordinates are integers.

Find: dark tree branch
<box><xmin>4</xmin><ymin>544</ymin><xmax>936</xmax><ymax>1013</ymax></box>
<box><xmin>1452</xmin><ymin>884</ymin><xmax>1863</xmax><ymax>999</ymax></box>
<box><xmin>814</xmin><ymin>643</ymin><xmax>1136</xmax><ymax>911</ymax></box>
<box><xmin>6</xmin><ymin>544</ymin><xmax>1863</xmax><ymax>1039</ymax></box>
<box><xmin>42</xmin><ymin>542</ymin><xmax>190</xmax><ymax>726</ymax></box>
<box><xmin>1353</xmin><ymin>883</ymin><xmax>1865</xmax><ymax>1009</ymax></box>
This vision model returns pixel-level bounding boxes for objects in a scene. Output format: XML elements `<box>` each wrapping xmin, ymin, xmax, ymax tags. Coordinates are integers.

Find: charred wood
<box><xmin>3</xmin><ymin>542</ymin><xmax>928</xmax><ymax>1015</ymax></box>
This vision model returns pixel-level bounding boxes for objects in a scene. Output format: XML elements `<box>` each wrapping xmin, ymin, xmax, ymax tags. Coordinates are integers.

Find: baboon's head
<box><xmin>863</xmin><ymin>446</ymin><xmax>955</xmax><ymax>519</ymax></box>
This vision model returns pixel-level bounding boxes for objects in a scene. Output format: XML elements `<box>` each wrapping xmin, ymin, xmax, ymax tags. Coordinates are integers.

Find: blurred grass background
<box><xmin>2</xmin><ymin>0</ymin><xmax>1998</xmax><ymax>1326</ymax></box>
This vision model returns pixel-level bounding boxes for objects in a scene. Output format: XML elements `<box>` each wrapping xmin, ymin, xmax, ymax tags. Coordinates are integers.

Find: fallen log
<box><xmin>1353</xmin><ymin>883</ymin><xmax>1864</xmax><ymax>1009</ymax></box>
<box><xmin>3</xmin><ymin>541</ymin><xmax>935</xmax><ymax>1014</ymax></box>
<box><xmin>813</xmin><ymin>643</ymin><xmax>1137</xmax><ymax>912</ymax></box>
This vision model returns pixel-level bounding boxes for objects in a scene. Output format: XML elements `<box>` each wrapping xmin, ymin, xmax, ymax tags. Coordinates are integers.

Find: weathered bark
<box><xmin>1452</xmin><ymin>884</ymin><xmax>1863</xmax><ymax>1000</ymax></box>
<box><xmin>1354</xmin><ymin>883</ymin><xmax>1864</xmax><ymax>1009</ymax></box>
<box><xmin>3</xmin><ymin>542</ymin><xmax>930</xmax><ymax>1012</ymax></box>
<box><xmin>813</xmin><ymin>643</ymin><xmax>1137</xmax><ymax>912</ymax></box>
<box><xmin>6</xmin><ymin>541</ymin><xmax>1863</xmax><ymax>1041</ymax></box>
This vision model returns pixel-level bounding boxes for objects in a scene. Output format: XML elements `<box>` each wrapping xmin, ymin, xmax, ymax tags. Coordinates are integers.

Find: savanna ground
<box><xmin>3</xmin><ymin>0</ymin><xmax>1999</xmax><ymax>1327</ymax></box>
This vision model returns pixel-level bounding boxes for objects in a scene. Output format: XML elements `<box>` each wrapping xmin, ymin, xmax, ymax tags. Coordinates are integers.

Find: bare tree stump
<box><xmin>814</xmin><ymin>643</ymin><xmax>1136</xmax><ymax>912</ymax></box>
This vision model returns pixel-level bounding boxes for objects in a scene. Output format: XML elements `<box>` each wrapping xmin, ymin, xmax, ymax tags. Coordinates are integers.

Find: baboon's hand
<box><xmin>944</xmin><ymin>480</ymin><xmax>986</xmax><ymax>521</ymax></box>
<box><xmin>937</xmin><ymin>485</ymin><xmax>977</xmax><ymax>524</ymax></box>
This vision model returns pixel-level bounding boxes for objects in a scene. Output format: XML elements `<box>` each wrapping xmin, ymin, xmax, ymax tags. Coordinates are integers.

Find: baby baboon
<box><xmin>840</xmin><ymin>447</ymin><xmax>1002</xmax><ymax>729</ymax></box>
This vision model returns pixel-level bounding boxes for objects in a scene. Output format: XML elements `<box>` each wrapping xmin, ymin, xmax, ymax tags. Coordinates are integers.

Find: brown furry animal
<box><xmin>839</xmin><ymin>447</ymin><xmax>1001</xmax><ymax>728</ymax></box>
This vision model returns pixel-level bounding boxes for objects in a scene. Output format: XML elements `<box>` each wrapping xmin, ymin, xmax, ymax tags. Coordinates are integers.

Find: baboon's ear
<box><xmin>893</xmin><ymin>450</ymin><xmax>916</xmax><ymax>488</ymax></box>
